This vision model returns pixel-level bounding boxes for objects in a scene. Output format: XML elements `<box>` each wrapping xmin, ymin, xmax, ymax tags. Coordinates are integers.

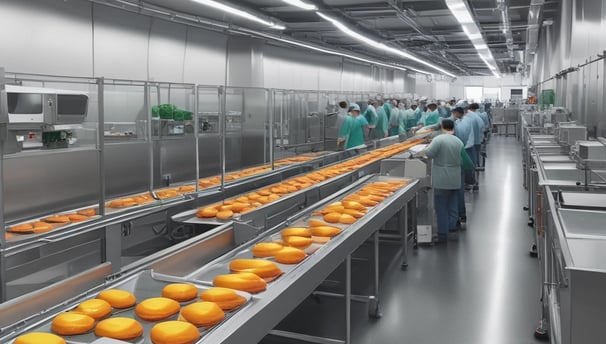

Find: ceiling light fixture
<box><xmin>257</xmin><ymin>33</ymin><xmax>409</xmax><ymax>72</ymax></box>
<box><xmin>316</xmin><ymin>12</ymin><xmax>456</xmax><ymax>77</ymax></box>
<box><xmin>281</xmin><ymin>0</ymin><xmax>317</xmax><ymax>10</ymax></box>
<box><xmin>190</xmin><ymin>0</ymin><xmax>285</xmax><ymax>30</ymax></box>
<box><xmin>445</xmin><ymin>0</ymin><xmax>499</xmax><ymax>74</ymax></box>
<box><xmin>478</xmin><ymin>53</ymin><xmax>496</xmax><ymax>71</ymax></box>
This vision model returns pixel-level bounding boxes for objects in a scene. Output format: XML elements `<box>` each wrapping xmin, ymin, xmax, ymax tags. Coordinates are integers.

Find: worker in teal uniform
<box><xmin>337</xmin><ymin>110</ymin><xmax>353</xmax><ymax>150</ymax></box>
<box><xmin>388</xmin><ymin>100</ymin><xmax>400</xmax><ymax>136</ymax></box>
<box><xmin>416</xmin><ymin>119</ymin><xmax>474</xmax><ymax>243</ymax></box>
<box><xmin>338</xmin><ymin>103</ymin><xmax>368</xmax><ymax>149</ymax></box>
<box><xmin>466</xmin><ymin>103</ymin><xmax>485</xmax><ymax>190</ymax></box>
<box><xmin>364</xmin><ymin>100</ymin><xmax>378</xmax><ymax>137</ymax></box>
<box><xmin>451</xmin><ymin>106</ymin><xmax>475</xmax><ymax>225</ymax></box>
<box><xmin>440</xmin><ymin>100</ymin><xmax>452</xmax><ymax>118</ymax></box>
<box><xmin>374</xmin><ymin>100</ymin><xmax>388</xmax><ymax>139</ymax></box>
<box><xmin>397</xmin><ymin>101</ymin><xmax>408</xmax><ymax>135</ymax></box>
<box><xmin>417</xmin><ymin>101</ymin><xmax>440</xmax><ymax>128</ymax></box>
<box><xmin>383</xmin><ymin>99</ymin><xmax>392</xmax><ymax>122</ymax></box>
<box><xmin>413</xmin><ymin>100</ymin><xmax>423</xmax><ymax>123</ymax></box>
<box><xmin>406</xmin><ymin>103</ymin><xmax>419</xmax><ymax>129</ymax></box>
<box><xmin>424</xmin><ymin>101</ymin><xmax>441</xmax><ymax>126</ymax></box>
<box><xmin>362</xmin><ymin>99</ymin><xmax>376</xmax><ymax>124</ymax></box>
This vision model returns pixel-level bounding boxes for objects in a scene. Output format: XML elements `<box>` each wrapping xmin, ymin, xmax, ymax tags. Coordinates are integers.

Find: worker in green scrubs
<box><xmin>374</xmin><ymin>100</ymin><xmax>388</xmax><ymax>139</ymax></box>
<box><xmin>337</xmin><ymin>111</ymin><xmax>353</xmax><ymax>149</ymax></box>
<box><xmin>413</xmin><ymin>101</ymin><xmax>423</xmax><ymax>123</ymax></box>
<box><xmin>388</xmin><ymin>100</ymin><xmax>400</xmax><ymax>136</ymax></box>
<box><xmin>417</xmin><ymin>101</ymin><xmax>440</xmax><ymax>127</ymax></box>
<box><xmin>363</xmin><ymin>100</ymin><xmax>378</xmax><ymax>137</ymax></box>
<box><xmin>383</xmin><ymin>99</ymin><xmax>392</xmax><ymax>122</ymax></box>
<box><xmin>338</xmin><ymin>103</ymin><xmax>368</xmax><ymax>149</ymax></box>
<box><xmin>397</xmin><ymin>101</ymin><xmax>408</xmax><ymax>135</ymax></box>
<box><xmin>407</xmin><ymin>103</ymin><xmax>419</xmax><ymax>129</ymax></box>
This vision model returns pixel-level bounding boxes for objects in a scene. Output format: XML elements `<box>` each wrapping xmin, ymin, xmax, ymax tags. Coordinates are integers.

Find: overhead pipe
<box><xmin>525</xmin><ymin>0</ymin><xmax>545</xmax><ymax>77</ymax></box>
<box><xmin>496</xmin><ymin>0</ymin><xmax>515</xmax><ymax>59</ymax></box>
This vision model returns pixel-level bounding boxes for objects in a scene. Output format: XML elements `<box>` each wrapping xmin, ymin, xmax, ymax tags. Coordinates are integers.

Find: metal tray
<box><xmin>172</xmin><ymin>167</ymin><xmax>358</xmax><ymax>227</ymax></box>
<box><xmin>183</xmin><ymin>175</ymin><xmax>412</xmax><ymax>289</ymax></box>
<box><xmin>11</xmin><ymin>270</ymin><xmax>251</xmax><ymax>344</ymax></box>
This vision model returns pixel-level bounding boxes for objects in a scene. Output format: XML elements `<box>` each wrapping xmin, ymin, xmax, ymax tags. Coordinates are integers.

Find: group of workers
<box><xmin>337</xmin><ymin>97</ymin><xmax>491</xmax><ymax>150</ymax></box>
<box><xmin>335</xmin><ymin>95</ymin><xmax>492</xmax><ymax>244</ymax></box>
<box><xmin>336</xmin><ymin>97</ymin><xmax>443</xmax><ymax>149</ymax></box>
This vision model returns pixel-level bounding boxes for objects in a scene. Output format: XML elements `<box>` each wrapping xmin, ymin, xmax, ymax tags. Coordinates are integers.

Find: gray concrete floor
<box><xmin>261</xmin><ymin>137</ymin><xmax>543</xmax><ymax>344</ymax></box>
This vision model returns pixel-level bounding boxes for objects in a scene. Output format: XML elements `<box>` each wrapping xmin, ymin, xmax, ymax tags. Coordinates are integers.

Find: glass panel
<box><xmin>149</xmin><ymin>83</ymin><xmax>197</xmax><ymax>195</ymax></box>
<box><xmin>103</xmin><ymin>84</ymin><xmax>148</xmax><ymax>142</ymax></box>
<box><xmin>196</xmin><ymin>86</ymin><xmax>221</xmax><ymax>190</ymax></box>
<box><xmin>103</xmin><ymin>83</ymin><xmax>150</xmax><ymax>202</ymax></box>
<box><xmin>223</xmin><ymin>87</ymin><xmax>270</xmax><ymax>183</ymax></box>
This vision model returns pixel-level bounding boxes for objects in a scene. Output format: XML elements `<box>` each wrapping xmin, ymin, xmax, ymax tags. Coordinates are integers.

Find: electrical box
<box><xmin>578</xmin><ymin>141</ymin><xmax>606</xmax><ymax>160</ymax></box>
<box><xmin>559</xmin><ymin>125</ymin><xmax>587</xmax><ymax>146</ymax></box>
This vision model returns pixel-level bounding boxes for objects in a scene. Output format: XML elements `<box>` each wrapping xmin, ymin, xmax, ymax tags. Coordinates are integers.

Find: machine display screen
<box><xmin>7</xmin><ymin>93</ymin><xmax>43</xmax><ymax>114</ymax></box>
<box><xmin>57</xmin><ymin>94</ymin><xmax>88</xmax><ymax>115</ymax></box>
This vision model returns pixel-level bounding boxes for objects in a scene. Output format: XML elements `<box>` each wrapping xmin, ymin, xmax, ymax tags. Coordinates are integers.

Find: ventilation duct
<box><xmin>525</xmin><ymin>0</ymin><xmax>545</xmax><ymax>74</ymax></box>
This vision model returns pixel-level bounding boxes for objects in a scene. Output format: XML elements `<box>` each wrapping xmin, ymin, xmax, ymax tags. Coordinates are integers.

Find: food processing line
<box><xmin>521</xmin><ymin>109</ymin><xmax>606</xmax><ymax>343</ymax></box>
<box><xmin>0</xmin><ymin>173</ymin><xmax>422</xmax><ymax>344</ymax></box>
<box><xmin>0</xmin><ymin>69</ymin><xmax>436</xmax><ymax>343</ymax></box>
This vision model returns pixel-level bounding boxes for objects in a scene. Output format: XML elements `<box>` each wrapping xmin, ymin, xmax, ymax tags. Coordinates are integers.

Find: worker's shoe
<box><xmin>472</xmin><ymin>185</ymin><xmax>479</xmax><ymax>191</ymax></box>
<box><xmin>448</xmin><ymin>232</ymin><xmax>459</xmax><ymax>241</ymax></box>
<box><xmin>434</xmin><ymin>235</ymin><xmax>448</xmax><ymax>245</ymax></box>
<box><xmin>459</xmin><ymin>216</ymin><xmax>467</xmax><ymax>224</ymax></box>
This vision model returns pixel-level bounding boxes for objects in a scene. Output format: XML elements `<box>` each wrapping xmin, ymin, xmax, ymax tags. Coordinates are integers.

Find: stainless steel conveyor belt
<box><xmin>0</xmin><ymin>175</ymin><xmax>421</xmax><ymax>344</ymax></box>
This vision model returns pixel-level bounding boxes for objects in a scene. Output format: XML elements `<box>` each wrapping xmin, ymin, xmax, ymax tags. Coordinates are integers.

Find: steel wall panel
<box><xmin>0</xmin><ymin>0</ymin><xmax>93</xmax><ymax>76</ymax></box>
<box><xmin>92</xmin><ymin>5</ymin><xmax>151</xmax><ymax>80</ymax></box>
<box><xmin>148</xmin><ymin>20</ymin><xmax>187</xmax><ymax>83</ymax></box>
<box><xmin>4</xmin><ymin>150</ymin><xmax>99</xmax><ymax>222</ymax></box>
<box><xmin>104</xmin><ymin>142</ymin><xmax>150</xmax><ymax>199</ymax></box>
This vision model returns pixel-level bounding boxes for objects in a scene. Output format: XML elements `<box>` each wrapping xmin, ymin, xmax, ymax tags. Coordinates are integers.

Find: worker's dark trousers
<box><xmin>434</xmin><ymin>188</ymin><xmax>459</xmax><ymax>239</ymax></box>
<box><xmin>473</xmin><ymin>144</ymin><xmax>481</xmax><ymax>185</ymax></box>
<box><xmin>464</xmin><ymin>146</ymin><xmax>477</xmax><ymax>186</ymax></box>
<box><xmin>458</xmin><ymin>169</ymin><xmax>467</xmax><ymax>218</ymax></box>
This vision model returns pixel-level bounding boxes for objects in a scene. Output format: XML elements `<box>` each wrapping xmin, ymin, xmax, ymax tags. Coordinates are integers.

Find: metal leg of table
<box><xmin>273</xmin><ymin>255</ymin><xmax>353</xmax><ymax>344</ymax></box>
<box><xmin>345</xmin><ymin>254</ymin><xmax>351</xmax><ymax>344</ymax></box>
<box><xmin>535</xmin><ymin>235</ymin><xmax>549</xmax><ymax>340</ymax></box>
<box><xmin>369</xmin><ymin>230</ymin><xmax>382</xmax><ymax>318</ymax></box>
<box><xmin>268</xmin><ymin>330</ymin><xmax>345</xmax><ymax>344</ymax></box>
<box><xmin>412</xmin><ymin>195</ymin><xmax>418</xmax><ymax>249</ymax></box>
<box><xmin>400</xmin><ymin>206</ymin><xmax>408</xmax><ymax>270</ymax></box>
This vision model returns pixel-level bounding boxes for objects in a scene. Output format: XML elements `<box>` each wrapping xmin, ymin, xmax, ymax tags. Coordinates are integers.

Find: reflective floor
<box><xmin>261</xmin><ymin>137</ymin><xmax>543</xmax><ymax>344</ymax></box>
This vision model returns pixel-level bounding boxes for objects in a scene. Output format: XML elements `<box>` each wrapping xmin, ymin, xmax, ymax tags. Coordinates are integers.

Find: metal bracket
<box><xmin>233</xmin><ymin>221</ymin><xmax>261</xmax><ymax>245</ymax></box>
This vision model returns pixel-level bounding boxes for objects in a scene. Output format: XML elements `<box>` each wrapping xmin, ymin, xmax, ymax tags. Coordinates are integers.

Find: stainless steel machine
<box><xmin>522</xmin><ymin>108</ymin><xmax>606</xmax><ymax>343</ymax></box>
<box><xmin>4</xmin><ymin>85</ymin><xmax>88</xmax><ymax>153</ymax></box>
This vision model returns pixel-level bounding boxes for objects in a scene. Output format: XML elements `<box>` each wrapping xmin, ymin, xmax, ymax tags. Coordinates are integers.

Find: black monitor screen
<box><xmin>7</xmin><ymin>93</ymin><xmax>43</xmax><ymax>114</ymax></box>
<box><xmin>57</xmin><ymin>94</ymin><xmax>88</xmax><ymax>115</ymax></box>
